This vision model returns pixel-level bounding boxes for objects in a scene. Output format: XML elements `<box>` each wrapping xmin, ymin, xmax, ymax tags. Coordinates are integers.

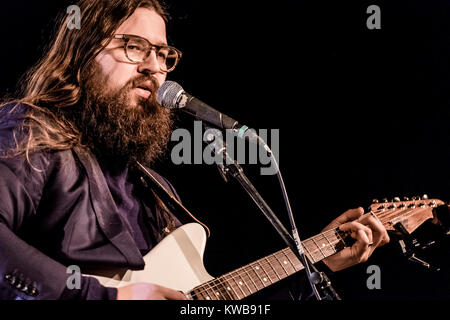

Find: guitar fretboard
<box><xmin>188</xmin><ymin>227</ymin><xmax>347</xmax><ymax>300</ymax></box>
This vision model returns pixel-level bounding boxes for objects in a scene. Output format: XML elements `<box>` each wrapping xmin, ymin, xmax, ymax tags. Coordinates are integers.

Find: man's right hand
<box><xmin>116</xmin><ymin>283</ymin><xmax>187</xmax><ymax>300</ymax></box>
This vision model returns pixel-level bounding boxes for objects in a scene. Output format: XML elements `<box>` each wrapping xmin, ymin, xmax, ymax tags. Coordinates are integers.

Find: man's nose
<box><xmin>137</xmin><ymin>50</ymin><xmax>161</xmax><ymax>74</ymax></box>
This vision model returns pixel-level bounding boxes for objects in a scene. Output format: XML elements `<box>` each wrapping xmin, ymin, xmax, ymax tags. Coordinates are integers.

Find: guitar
<box><xmin>89</xmin><ymin>197</ymin><xmax>444</xmax><ymax>300</ymax></box>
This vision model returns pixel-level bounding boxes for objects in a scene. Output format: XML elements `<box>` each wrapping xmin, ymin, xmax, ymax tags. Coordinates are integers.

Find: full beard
<box><xmin>65</xmin><ymin>62</ymin><xmax>173</xmax><ymax>166</ymax></box>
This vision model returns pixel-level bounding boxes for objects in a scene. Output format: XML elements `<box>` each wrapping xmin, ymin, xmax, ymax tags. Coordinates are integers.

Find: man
<box><xmin>0</xmin><ymin>0</ymin><xmax>389</xmax><ymax>300</ymax></box>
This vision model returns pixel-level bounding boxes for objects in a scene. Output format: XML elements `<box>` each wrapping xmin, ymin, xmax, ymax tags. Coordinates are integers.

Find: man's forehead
<box><xmin>115</xmin><ymin>7</ymin><xmax>167</xmax><ymax>46</ymax></box>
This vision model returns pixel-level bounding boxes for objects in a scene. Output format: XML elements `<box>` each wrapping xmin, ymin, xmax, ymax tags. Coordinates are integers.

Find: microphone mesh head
<box><xmin>157</xmin><ymin>81</ymin><xmax>184</xmax><ymax>109</ymax></box>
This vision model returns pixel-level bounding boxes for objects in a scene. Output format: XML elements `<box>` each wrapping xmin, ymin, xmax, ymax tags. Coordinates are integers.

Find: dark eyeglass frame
<box><xmin>113</xmin><ymin>34</ymin><xmax>182</xmax><ymax>73</ymax></box>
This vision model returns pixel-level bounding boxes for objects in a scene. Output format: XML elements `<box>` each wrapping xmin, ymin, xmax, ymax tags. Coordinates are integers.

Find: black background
<box><xmin>1</xmin><ymin>0</ymin><xmax>449</xmax><ymax>300</ymax></box>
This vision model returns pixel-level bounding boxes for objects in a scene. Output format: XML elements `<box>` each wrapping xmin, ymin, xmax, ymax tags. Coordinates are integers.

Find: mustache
<box><xmin>127</xmin><ymin>75</ymin><xmax>160</xmax><ymax>91</ymax></box>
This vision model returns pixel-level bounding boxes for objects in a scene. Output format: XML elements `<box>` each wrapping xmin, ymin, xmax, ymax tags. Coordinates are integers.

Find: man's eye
<box><xmin>128</xmin><ymin>44</ymin><xmax>143</xmax><ymax>51</ymax></box>
<box><xmin>158</xmin><ymin>51</ymin><xmax>168</xmax><ymax>59</ymax></box>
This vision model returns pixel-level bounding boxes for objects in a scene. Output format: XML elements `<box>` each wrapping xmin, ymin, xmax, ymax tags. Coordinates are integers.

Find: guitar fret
<box><xmin>222</xmin><ymin>274</ymin><xmax>240</xmax><ymax>299</ymax></box>
<box><xmin>201</xmin><ymin>283</ymin><xmax>211</xmax><ymax>300</ymax></box>
<box><xmin>311</xmin><ymin>240</ymin><xmax>323</xmax><ymax>261</ymax></box>
<box><xmin>265</xmin><ymin>257</ymin><xmax>281</xmax><ymax>281</ymax></box>
<box><xmin>199</xmin><ymin>288</ymin><xmax>209</xmax><ymax>300</ymax></box>
<box><xmin>228</xmin><ymin>271</ymin><xmax>246</xmax><ymax>298</ymax></box>
<box><xmin>261</xmin><ymin>257</ymin><xmax>278</xmax><ymax>282</ymax></box>
<box><xmin>212</xmin><ymin>278</ymin><xmax>231</xmax><ymax>300</ymax></box>
<box><xmin>196</xmin><ymin>284</ymin><xmax>209</xmax><ymax>300</ymax></box>
<box><xmin>273</xmin><ymin>252</ymin><xmax>290</xmax><ymax>277</ymax></box>
<box><xmin>315</xmin><ymin>234</ymin><xmax>336</xmax><ymax>258</ymax></box>
<box><xmin>241</xmin><ymin>266</ymin><xmax>258</xmax><ymax>294</ymax></box>
<box><xmin>335</xmin><ymin>228</ymin><xmax>346</xmax><ymax>244</ymax></box>
<box><xmin>211</xmin><ymin>280</ymin><xmax>223</xmax><ymax>300</ymax></box>
<box><xmin>255</xmin><ymin>261</ymin><xmax>272</xmax><ymax>286</ymax></box>
<box><xmin>303</xmin><ymin>240</ymin><xmax>317</xmax><ymax>263</ymax></box>
<box><xmin>246</xmin><ymin>264</ymin><xmax>265</xmax><ymax>290</ymax></box>
<box><xmin>322</xmin><ymin>232</ymin><xmax>338</xmax><ymax>256</ymax></box>
<box><xmin>313</xmin><ymin>240</ymin><xmax>325</xmax><ymax>260</ymax></box>
<box><xmin>279</xmin><ymin>250</ymin><xmax>299</xmax><ymax>274</ymax></box>
<box><xmin>191</xmin><ymin>287</ymin><xmax>203</xmax><ymax>300</ymax></box>
<box><xmin>235</xmin><ymin>269</ymin><xmax>252</xmax><ymax>296</ymax></box>
<box><xmin>284</xmin><ymin>248</ymin><xmax>303</xmax><ymax>271</ymax></box>
<box><xmin>222</xmin><ymin>279</ymin><xmax>236</xmax><ymax>300</ymax></box>
<box><xmin>223</xmin><ymin>273</ymin><xmax>241</xmax><ymax>300</ymax></box>
<box><xmin>204</xmin><ymin>281</ymin><xmax>216</xmax><ymax>300</ymax></box>
<box><xmin>269</xmin><ymin>254</ymin><xmax>287</xmax><ymax>280</ymax></box>
<box><xmin>312</xmin><ymin>236</ymin><xmax>325</xmax><ymax>258</ymax></box>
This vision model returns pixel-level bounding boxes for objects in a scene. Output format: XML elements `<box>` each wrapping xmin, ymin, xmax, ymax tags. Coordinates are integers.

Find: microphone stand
<box><xmin>203</xmin><ymin>126</ymin><xmax>340</xmax><ymax>300</ymax></box>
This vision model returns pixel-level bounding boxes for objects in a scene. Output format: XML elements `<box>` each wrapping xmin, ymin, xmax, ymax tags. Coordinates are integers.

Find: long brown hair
<box><xmin>1</xmin><ymin>0</ymin><xmax>178</xmax><ymax>236</ymax></box>
<box><xmin>2</xmin><ymin>0</ymin><xmax>168</xmax><ymax>161</ymax></box>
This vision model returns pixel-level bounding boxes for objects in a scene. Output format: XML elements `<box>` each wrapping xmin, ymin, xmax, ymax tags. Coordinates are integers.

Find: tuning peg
<box><xmin>372</xmin><ymin>199</ymin><xmax>379</xmax><ymax>204</ymax></box>
<box><xmin>382</xmin><ymin>198</ymin><xmax>388</xmax><ymax>203</ymax></box>
<box><xmin>394</xmin><ymin>197</ymin><xmax>401</xmax><ymax>202</ymax></box>
<box><xmin>422</xmin><ymin>194</ymin><xmax>429</xmax><ymax>200</ymax></box>
<box><xmin>412</xmin><ymin>196</ymin><xmax>420</xmax><ymax>201</ymax></box>
<box><xmin>402</xmin><ymin>197</ymin><xmax>409</xmax><ymax>201</ymax></box>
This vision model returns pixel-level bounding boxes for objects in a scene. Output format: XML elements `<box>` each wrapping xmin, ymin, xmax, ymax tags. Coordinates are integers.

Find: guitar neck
<box><xmin>188</xmin><ymin>227</ymin><xmax>347</xmax><ymax>300</ymax></box>
<box><xmin>186</xmin><ymin>197</ymin><xmax>443</xmax><ymax>300</ymax></box>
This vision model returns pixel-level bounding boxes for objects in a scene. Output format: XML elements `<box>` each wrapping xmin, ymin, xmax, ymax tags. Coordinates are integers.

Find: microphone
<box><xmin>157</xmin><ymin>81</ymin><xmax>264</xmax><ymax>146</ymax></box>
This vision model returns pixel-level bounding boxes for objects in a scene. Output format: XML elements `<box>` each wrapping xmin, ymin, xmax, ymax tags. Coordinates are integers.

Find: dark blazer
<box><xmin>0</xmin><ymin>104</ymin><xmax>181</xmax><ymax>300</ymax></box>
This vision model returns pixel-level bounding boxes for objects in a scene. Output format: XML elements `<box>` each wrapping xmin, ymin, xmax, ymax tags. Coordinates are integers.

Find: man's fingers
<box><xmin>339</xmin><ymin>221</ymin><xmax>373</xmax><ymax>244</ymax></box>
<box><xmin>335</xmin><ymin>207</ymin><xmax>365</xmax><ymax>225</ymax></box>
<box><xmin>354</xmin><ymin>229</ymin><xmax>371</xmax><ymax>259</ymax></box>
<box><xmin>321</xmin><ymin>207</ymin><xmax>390</xmax><ymax>271</ymax></box>
<box><xmin>153</xmin><ymin>285</ymin><xmax>186</xmax><ymax>300</ymax></box>
<box><xmin>159</xmin><ymin>286</ymin><xmax>187</xmax><ymax>300</ymax></box>
<box><xmin>358</xmin><ymin>213</ymin><xmax>390</xmax><ymax>248</ymax></box>
<box><xmin>339</xmin><ymin>221</ymin><xmax>373</xmax><ymax>262</ymax></box>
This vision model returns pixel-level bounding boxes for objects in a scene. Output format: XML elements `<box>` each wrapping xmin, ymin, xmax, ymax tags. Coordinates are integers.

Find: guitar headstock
<box><xmin>369</xmin><ymin>195</ymin><xmax>445</xmax><ymax>234</ymax></box>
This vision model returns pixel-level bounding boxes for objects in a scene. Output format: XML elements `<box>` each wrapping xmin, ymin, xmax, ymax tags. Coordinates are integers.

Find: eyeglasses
<box><xmin>113</xmin><ymin>34</ymin><xmax>182</xmax><ymax>73</ymax></box>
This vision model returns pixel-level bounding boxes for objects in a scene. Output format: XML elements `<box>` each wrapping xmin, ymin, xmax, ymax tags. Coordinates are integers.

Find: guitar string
<box><xmin>189</xmin><ymin>203</ymin><xmax>435</xmax><ymax>299</ymax></box>
<box><xmin>188</xmin><ymin>228</ymin><xmax>342</xmax><ymax>300</ymax></box>
<box><xmin>190</xmin><ymin>213</ymin><xmax>378</xmax><ymax>299</ymax></box>
<box><xmin>375</xmin><ymin>208</ymin><xmax>422</xmax><ymax>226</ymax></box>
<box><xmin>189</xmin><ymin>249</ymin><xmax>297</xmax><ymax>300</ymax></box>
<box><xmin>375</xmin><ymin>207</ymin><xmax>414</xmax><ymax>219</ymax></box>
<box><xmin>188</xmin><ymin>241</ymin><xmax>340</xmax><ymax>300</ymax></box>
<box><xmin>188</xmin><ymin>241</ymin><xmax>338</xmax><ymax>299</ymax></box>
